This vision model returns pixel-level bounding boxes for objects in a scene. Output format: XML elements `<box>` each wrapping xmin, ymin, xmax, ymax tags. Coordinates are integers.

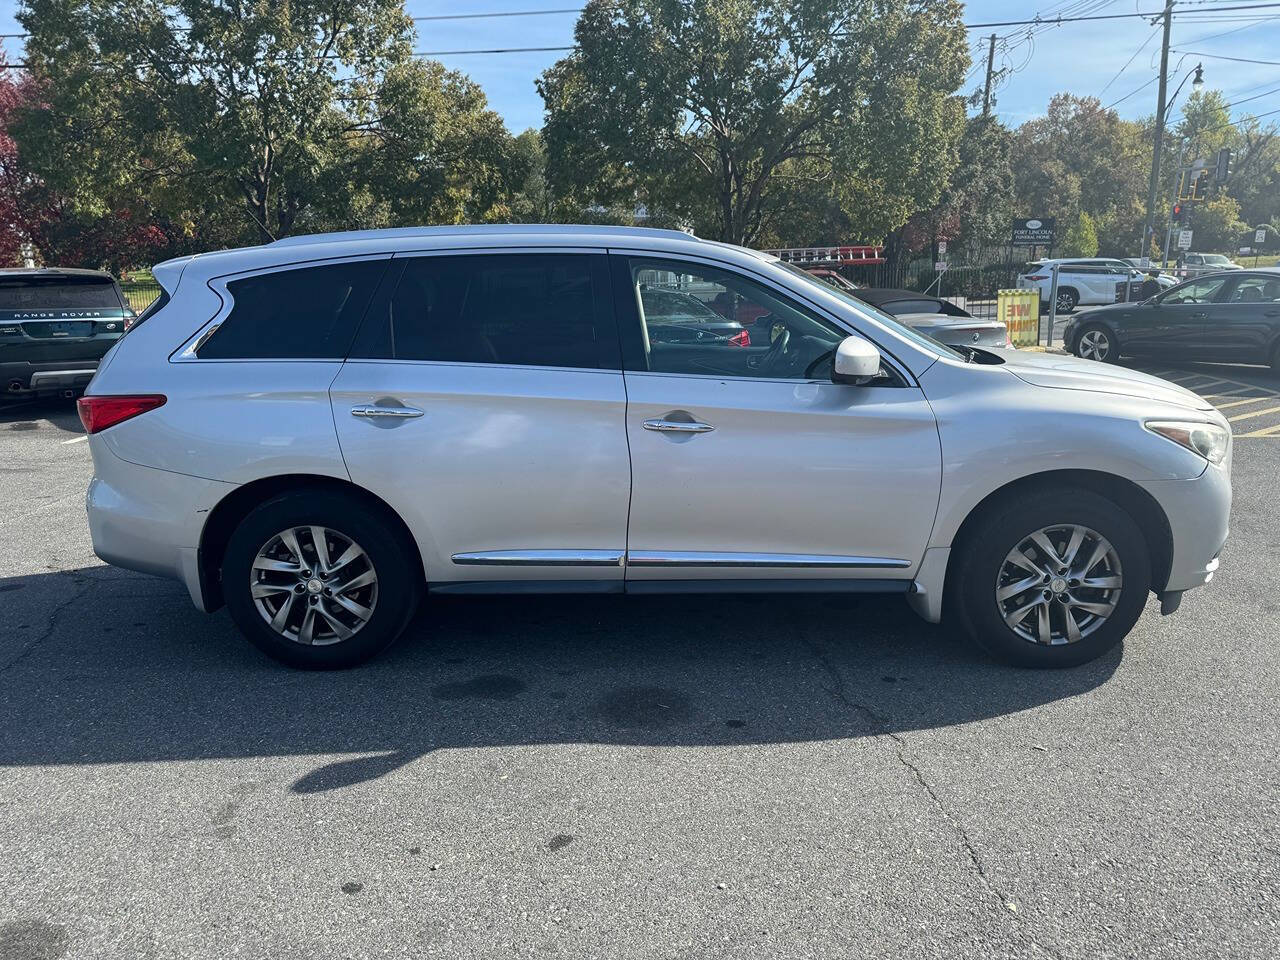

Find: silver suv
<box><xmin>80</xmin><ymin>226</ymin><xmax>1231</xmax><ymax>668</ymax></box>
<box><xmin>1017</xmin><ymin>258</ymin><xmax>1176</xmax><ymax>313</ymax></box>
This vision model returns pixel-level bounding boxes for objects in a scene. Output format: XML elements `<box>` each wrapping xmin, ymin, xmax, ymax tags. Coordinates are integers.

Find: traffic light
<box><xmin>1177</xmin><ymin>168</ymin><xmax>1195</xmax><ymax>201</ymax></box>
<box><xmin>1215</xmin><ymin>147</ymin><xmax>1233</xmax><ymax>184</ymax></box>
<box><xmin>1172</xmin><ymin>202</ymin><xmax>1184</xmax><ymax>225</ymax></box>
<box><xmin>1191</xmin><ymin>169</ymin><xmax>1210</xmax><ymax>201</ymax></box>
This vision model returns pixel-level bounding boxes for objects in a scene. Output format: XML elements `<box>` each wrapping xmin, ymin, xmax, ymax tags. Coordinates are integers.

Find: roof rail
<box><xmin>269</xmin><ymin>224</ymin><xmax>698</xmax><ymax>248</ymax></box>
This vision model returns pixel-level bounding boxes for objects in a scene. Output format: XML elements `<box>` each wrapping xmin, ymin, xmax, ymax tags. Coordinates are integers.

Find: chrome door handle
<box><xmin>642</xmin><ymin>418</ymin><xmax>714</xmax><ymax>434</ymax></box>
<box><xmin>351</xmin><ymin>404</ymin><xmax>424</xmax><ymax>420</ymax></box>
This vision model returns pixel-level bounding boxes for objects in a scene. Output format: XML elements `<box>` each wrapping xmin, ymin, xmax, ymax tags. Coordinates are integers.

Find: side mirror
<box><xmin>832</xmin><ymin>335</ymin><xmax>881</xmax><ymax>385</ymax></box>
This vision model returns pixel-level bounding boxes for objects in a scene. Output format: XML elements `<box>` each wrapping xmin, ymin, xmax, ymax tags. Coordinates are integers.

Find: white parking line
<box><xmin>1239</xmin><ymin>421</ymin><xmax>1280</xmax><ymax>438</ymax></box>
<box><xmin>1213</xmin><ymin>394</ymin><xmax>1279</xmax><ymax>410</ymax></box>
<box><xmin>1227</xmin><ymin>404</ymin><xmax>1280</xmax><ymax>423</ymax></box>
<box><xmin>60</xmin><ymin>435</ymin><xmax>88</xmax><ymax>445</ymax></box>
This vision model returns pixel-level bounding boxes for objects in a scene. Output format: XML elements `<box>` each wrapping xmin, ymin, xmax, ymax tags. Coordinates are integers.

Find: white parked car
<box><xmin>1180</xmin><ymin>253</ymin><xmax>1243</xmax><ymax>277</ymax></box>
<box><xmin>1017</xmin><ymin>258</ymin><xmax>1176</xmax><ymax>313</ymax></box>
<box><xmin>81</xmin><ymin>226</ymin><xmax>1231</xmax><ymax>669</ymax></box>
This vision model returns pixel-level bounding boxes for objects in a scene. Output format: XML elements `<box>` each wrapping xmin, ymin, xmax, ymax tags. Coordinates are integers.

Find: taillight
<box><xmin>728</xmin><ymin>329</ymin><xmax>751</xmax><ymax>347</ymax></box>
<box><xmin>77</xmin><ymin>395</ymin><xmax>166</xmax><ymax>434</ymax></box>
<box><xmin>1024</xmin><ymin>274</ymin><xmax>1048</xmax><ymax>281</ymax></box>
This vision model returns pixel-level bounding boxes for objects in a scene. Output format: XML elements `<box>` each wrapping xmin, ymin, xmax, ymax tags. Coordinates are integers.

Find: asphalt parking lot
<box><xmin>1</xmin><ymin>371</ymin><xmax>1277</xmax><ymax>960</ymax></box>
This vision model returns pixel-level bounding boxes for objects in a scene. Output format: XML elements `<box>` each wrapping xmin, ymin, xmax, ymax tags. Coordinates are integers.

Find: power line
<box><xmin>1099</xmin><ymin>23</ymin><xmax>1162</xmax><ymax>94</ymax></box>
<box><xmin>3</xmin><ymin>2</ymin><xmax>1279</xmax><ymax>42</ymax></box>
<box><xmin>5</xmin><ymin>4</ymin><xmax>1280</xmax><ymax>69</ymax></box>
<box><xmin>1172</xmin><ymin>49</ymin><xmax>1280</xmax><ymax>63</ymax></box>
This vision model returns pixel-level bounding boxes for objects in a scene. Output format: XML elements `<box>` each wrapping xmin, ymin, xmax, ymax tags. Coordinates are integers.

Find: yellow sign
<box><xmin>997</xmin><ymin>289</ymin><xmax>1040</xmax><ymax>347</ymax></box>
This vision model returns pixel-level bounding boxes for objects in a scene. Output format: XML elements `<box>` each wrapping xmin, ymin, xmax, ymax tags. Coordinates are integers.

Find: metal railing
<box><xmin>120</xmin><ymin>280</ymin><xmax>162</xmax><ymax>314</ymax></box>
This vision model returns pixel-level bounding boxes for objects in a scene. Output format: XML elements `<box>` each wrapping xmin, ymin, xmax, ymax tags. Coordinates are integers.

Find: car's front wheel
<box><xmin>1073</xmin><ymin>324</ymin><xmax>1118</xmax><ymax>362</ymax></box>
<box><xmin>222</xmin><ymin>490</ymin><xmax>422</xmax><ymax>668</ymax></box>
<box><xmin>953</xmin><ymin>488</ymin><xmax>1151</xmax><ymax>667</ymax></box>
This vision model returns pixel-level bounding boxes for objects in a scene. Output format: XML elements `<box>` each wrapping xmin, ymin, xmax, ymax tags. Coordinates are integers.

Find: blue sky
<box><xmin>2</xmin><ymin>1</ymin><xmax>1277</xmax><ymax>132</ymax></box>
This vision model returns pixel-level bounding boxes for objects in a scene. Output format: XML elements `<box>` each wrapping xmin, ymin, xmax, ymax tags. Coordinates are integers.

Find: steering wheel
<box><xmin>749</xmin><ymin>322</ymin><xmax>790</xmax><ymax>373</ymax></box>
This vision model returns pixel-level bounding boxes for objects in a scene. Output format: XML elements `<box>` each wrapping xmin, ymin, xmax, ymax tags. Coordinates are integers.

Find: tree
<box><xmin>1061</xmin><ymin>210</ymin><xmax>1099</xmax><ymax>257</ymax></box>
<box><xmin>894</xmin><ymin>114</ymin><xmax>1014</xmax><ymax>261</ymax></box>
<box><xmin>1189</xmin><ymin>193</ymin><xmax>1246</xmax><ymax>253</ymax></box>
<box><xmin>539</xmin><ymin>0</ymin><xmax>970</xmax><ymax>246</ymax></box>
<box><xmin>1011</xmin><ymin>94</ymin><xmax>1149</xmax><ymax>255</ymax></box>
<box><xmin>16</xmin><ymin>0</ymin><xmax>525</xmax><ymax>258</ymax></box>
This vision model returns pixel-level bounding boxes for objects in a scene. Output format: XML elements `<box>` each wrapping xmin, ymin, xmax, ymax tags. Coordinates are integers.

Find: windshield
<box><xmin>1203</xmin><ymin>255</ymin><xmax>1231</xmax><ymax>265</ymax></box>
<box><xmin>775</xmin><ymin>261</ymin><xmax>963</xmax><ymax>359</ymax></box>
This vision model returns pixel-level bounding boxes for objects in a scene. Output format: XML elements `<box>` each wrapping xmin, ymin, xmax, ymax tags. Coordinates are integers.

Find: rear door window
<box><xmin>349</xmin><ymin>253</ymin><xmax>617</xmax><ymax>370</ymax></box>
<box><xmin>198</xmin><ymin>259</ymin><xmax>388</xmax><ymax>360</ymax></box>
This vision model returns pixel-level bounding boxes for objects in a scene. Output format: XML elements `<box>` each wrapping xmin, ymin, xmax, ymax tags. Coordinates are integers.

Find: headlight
<box><xmin>1145</xmin><ymin>420</ymin><xmax>1230</xmax><ymax>465</ymax></box>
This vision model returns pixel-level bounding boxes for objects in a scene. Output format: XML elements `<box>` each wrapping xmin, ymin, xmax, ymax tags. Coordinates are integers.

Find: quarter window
<box><xmin>622</xmin><ymin>258</ymin><xmax>848</xmax><ymax>379</ymax></box>
<box><xmin>350</xmin><ymin>253</ymin><xmax>614</xmax><ymax>370</ymax></box>
<box><xmin>198</xmin><ymin>260</ymin><xmax>388</xmax><ymax>359</ymax></box>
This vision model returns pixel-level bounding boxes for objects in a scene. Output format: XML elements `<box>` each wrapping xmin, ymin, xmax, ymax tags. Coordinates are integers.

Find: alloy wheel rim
<box><xmin>1057</xmin><ymin>292</ymin><xmax>1075</xmax><ymax>312</ymax></box>
<box><xmin>250</xmin><ymin>526</ymin><xmax>378</xmax><ymax>646</ymax></box>
<box><xmin>1079</xmin><ymin>330</ymin><xmax>1110</xmax><ymax>360</ymax></box>
<box><xmin>994</xmin><ymin>524</ymin><xmax>1123</xmax><ymax>646</ymax></box>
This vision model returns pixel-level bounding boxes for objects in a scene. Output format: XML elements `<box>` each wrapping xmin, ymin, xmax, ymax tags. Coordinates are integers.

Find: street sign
<box><xmin>934</xmin><ymin>261</ymin><xmax>948</xmax><ymax>272</ymax></box>
<box><xmin>937</xmin><ymin>240</ymin><xmax>947</xmax><ymax>257</ymax></box>
<box><xmin>1011</xmin><ymin>218</ymin><xmax>1055</xmax><ymax>246</ymax></box>
<box><xmin>1256</xmin><ymin>228</ymin><xmax>1268</xmax><ymax>245</ymax></box>
<box><xmin>1177</xmin><ymin>229</ymin><xmax>1194</xmax><ymax>250</ymax></box>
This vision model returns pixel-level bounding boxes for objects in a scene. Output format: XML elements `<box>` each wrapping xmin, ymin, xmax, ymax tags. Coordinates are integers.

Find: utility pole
<box><xmin>982</xmin><ymin>33</ymin><xmax>997</xmax><ymax>117</ymax></box>
<box><xmin>1142</xmin><ymin>0</ymin><xmax>1175</xmax><ymax>257</ymax></box>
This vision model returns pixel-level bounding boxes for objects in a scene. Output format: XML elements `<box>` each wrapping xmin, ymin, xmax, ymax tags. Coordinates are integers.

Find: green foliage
<box><xmin>16</xmin><ymin>0</ymin><xmax>525</xmax><ymax>258</ymax></box>
<box><xmin>1062</xmin><ymin>210</ymin><xmax>1099</xmax><ymax>257</ymax></box>
<box><xmin>538</xmin><ymin>0</ymin><xmax>970</xmax><ymax>245</ymax></box>
<box><xmin>1189</xmin><ymin>193</ymin><xmax>1246</xmax><ymax>252</ymax></box>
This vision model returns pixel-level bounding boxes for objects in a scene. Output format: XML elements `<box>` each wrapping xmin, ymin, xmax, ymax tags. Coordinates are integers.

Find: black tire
<box><xmin>952</xmin><ymin>488</ymin><xmax>1151</xmax><ymax>668</ymax></box>
<box><xmin>222</xmin><ymin>490</ymin><xmax>422</xmax><ymax>668</ymax></box>
<box><xmin>1055</xmin><ymin>287</ymin><xmax>1079</xmax><ymax>314</ymax></box>
<box><xmin>1072</xmin><ymin>323</ymin><xmax>1119</xmax><ymax>363</ymax></box>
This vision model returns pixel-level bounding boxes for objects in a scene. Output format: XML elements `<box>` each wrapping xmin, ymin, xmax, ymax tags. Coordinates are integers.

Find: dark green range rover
<box><xmin>0</xmin><ymin>268</ymin><xmax>134</xmax><ymax>398</ymax></box>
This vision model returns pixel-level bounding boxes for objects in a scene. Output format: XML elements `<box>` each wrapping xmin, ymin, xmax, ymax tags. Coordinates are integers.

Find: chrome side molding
<box><xmin>626</xmin><ymin>550</ymin><xmax>912</xmax><ymax>569</ymax></box>
<box><xmin>451</xmin><ymin>549</ymin><xmax>911</xmax><ymax>569</ymax></box>
<box><xmin>451</xmin><ymin>550</ymin><xmax>625</xmax><ymax>567</ymax></box>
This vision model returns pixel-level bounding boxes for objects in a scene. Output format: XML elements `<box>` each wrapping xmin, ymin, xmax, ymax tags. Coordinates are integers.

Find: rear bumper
<box><xmin>86</xmin><ymin>440</ymin><xmax>235</xmax><ymax>611</ymax></box>
<box><xmin>1</xmin><ymin>359</ymin><xmax>99</xmax><ymax>394</ymax></box>
<box><xmin>1138</xmin><ymin>462</ymin><xmax>1232</xmax><ymax>594</ymax></box>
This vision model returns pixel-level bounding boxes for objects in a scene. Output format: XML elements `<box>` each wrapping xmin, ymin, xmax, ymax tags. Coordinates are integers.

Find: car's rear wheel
<box><xmin>222</xmin><ymin>491</ymin><xmax>421</xmax><ymax>668</ymax></box>
<box><xmin>1074</xmin><ymin>324</ymin><xmax>1118</xmax><ymax>363</ymax></box>
<box><xmin>1055</xmin><ymin>287</ymin><xmax>1079</xmax><ymax>313</ymax></box>
<box><xmin>953</xmin><ymin>488</ymin><xmax>1151</xmax><ymax>667</ymax></box>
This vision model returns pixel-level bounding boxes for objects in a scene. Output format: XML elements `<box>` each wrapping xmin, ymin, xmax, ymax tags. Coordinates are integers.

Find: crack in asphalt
<box><xmin>805</xmin><ymin>636</ymin><xmax>1075</xmax><ymax>960</ymax></box>
<box><xmin>803</xmin><ymin>638</ymin><xmax>1008</xmax><ymax>886</ymax></box>
<box><xmin>0</xmin><ymin>574</ymin><xmax>96</xmax><ymax>674</ymax></box>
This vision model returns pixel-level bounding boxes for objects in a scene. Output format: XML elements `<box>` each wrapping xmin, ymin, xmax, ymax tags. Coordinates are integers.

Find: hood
<box><xmin>1001</xmin><ymin>350</ymin><xmax>1214</xmax><ymax>412</ymax></box>
<box><xmin>1068</xmin><ymin>301</ymin><xmax>1146</xmax><ymax>319</ymax></box>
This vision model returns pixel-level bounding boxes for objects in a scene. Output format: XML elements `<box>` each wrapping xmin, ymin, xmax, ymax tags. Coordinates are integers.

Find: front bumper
<box><xmin>1138</xmin><ymin>460</ymin><xmax>1232</xmax><ymax>594</ymax></box>
<box><xmin>86</xmin><ymin>439</ymin><xmax>235</xmax><ymax>611</ymax></box>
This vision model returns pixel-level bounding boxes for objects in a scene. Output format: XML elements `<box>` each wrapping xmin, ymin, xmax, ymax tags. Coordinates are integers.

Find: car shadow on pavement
<box><xmin>0</xmin><ymin>566</ymin><xmax>1121</xmax><ymax>793</ymax></box>
<box><xmin>0</xmin><ymin>397</ymin><xmax>84</xmax><ymax>433</ymax></box>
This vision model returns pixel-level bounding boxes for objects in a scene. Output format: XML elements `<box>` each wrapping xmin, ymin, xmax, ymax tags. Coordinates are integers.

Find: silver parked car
<box><xmin>81</xmin><ymin>225</ymin><xmax>1231</xmax><ymax>669</ymax></box>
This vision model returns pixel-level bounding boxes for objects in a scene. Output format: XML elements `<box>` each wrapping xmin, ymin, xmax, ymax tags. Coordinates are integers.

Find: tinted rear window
<box><xmin>350</xmin><ymin>253</ymin><xmax>615</xmax><ymax>369</ymax></box>
<box><xmin>0</xmin><ymin>276</ymin><xmax>121</xmax><ymax>309</ymax></box>
<box><xmin>198</xmin><ymin>260</ymin><xmax>388</xmax><ymax>360</ymax></box>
